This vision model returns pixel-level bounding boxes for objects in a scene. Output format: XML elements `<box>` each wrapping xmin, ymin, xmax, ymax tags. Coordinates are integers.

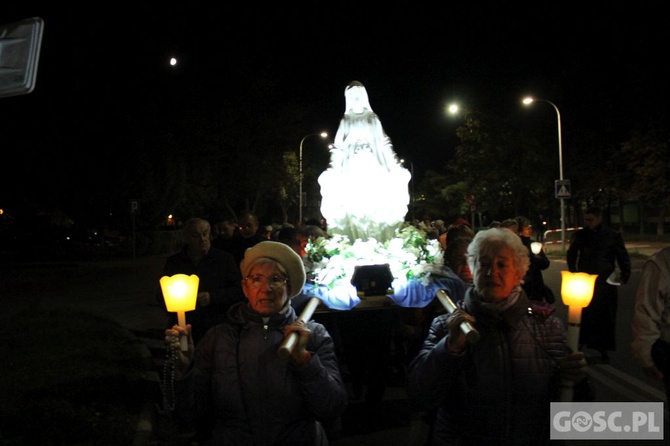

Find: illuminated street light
<box><xmin>522</xmin><ymin>97</ymin><xmax>567</xmax><ymax>252</ymax></box>
<box><xmin>447</xmin><ymin>103</ymin><xmax>460</xmax><ymax>115</ymax></box>
<box><xmin>299</xmin><ymin>132</ymin><xmax>328</xmax><ymax>224</ymax></box>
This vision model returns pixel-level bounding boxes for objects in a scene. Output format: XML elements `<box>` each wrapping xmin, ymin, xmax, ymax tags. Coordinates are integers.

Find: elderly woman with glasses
<box><xmin>165</xmin><ymin>241</ymin><xmax>347</xmax><ymax>445</ymax></box>
<box><xmin>408</xmin><ymin>228</ymin><xmax>592</xmax><ymax>445</ymax></box>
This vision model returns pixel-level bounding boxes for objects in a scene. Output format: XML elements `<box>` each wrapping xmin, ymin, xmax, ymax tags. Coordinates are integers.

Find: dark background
<box><xmin>1</xmin><ymin>4</ymin><xmax>668</xmax><ymax>231</ymax></box>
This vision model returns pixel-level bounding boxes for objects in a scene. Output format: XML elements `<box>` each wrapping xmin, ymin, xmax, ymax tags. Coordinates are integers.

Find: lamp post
<box><xmin>522</xmin><ymin>97</ymin><xmax>566</xmax><ymax>252</ymax></box>
<box><xmin>299</xmin><ymin>131</ymin><xmax>328</xmax><ymax>225</ymax></box>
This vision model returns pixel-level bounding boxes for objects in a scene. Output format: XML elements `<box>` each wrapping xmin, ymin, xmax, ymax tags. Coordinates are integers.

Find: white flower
<box><xmin>305</xmin><ymin>225</ymin><xmax>443</xmax><ymax>289</ymax></box>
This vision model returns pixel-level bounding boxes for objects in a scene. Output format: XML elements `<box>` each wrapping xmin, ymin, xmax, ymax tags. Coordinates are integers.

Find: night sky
<box><xmin>2</xmin><ymin>4</ymin><xmax>668</xmax><ymax>219</ymax></box>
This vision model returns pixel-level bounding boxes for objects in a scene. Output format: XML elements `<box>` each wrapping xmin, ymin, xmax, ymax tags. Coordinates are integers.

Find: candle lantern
<box><xmin>160</xmin><ymin>274</ymin><xmax>199</xmax><ymax>351</ymax></box>
<box><xmin>560</xmin><ymin>270</ymin><xmax>597</xmax><ymax>401</ymax></box>
<box><xmin>530</xmin><ymin>241</ymin><xmax>543</xmax><ymax>255</ymax></box>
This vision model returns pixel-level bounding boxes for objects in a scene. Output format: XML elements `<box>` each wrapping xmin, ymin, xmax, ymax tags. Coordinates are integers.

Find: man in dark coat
<box><xmin>156</xmin><ymin>218</ymin><xmax>245</xmax><ymax>344</ymax></box>
<box><xmin>515</xmin><ymin>215</ymin><xmax>553</xmax><ymax>304</ymax></box>
<box><xmin>567</xmin><ymin>206</ymin><xmax>632</xmax><ymax>363</ymax></box>
<box><xmin>227</xmin><ymin>211</ymin><xmax>266</xmax><ymax>265</ymax></box>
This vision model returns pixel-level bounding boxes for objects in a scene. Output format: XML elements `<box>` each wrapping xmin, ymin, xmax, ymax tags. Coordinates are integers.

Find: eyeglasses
<box><xmin>245</xmin><ymin>274</ymin><xmax>289</xmax><ymax>289</ymax></box>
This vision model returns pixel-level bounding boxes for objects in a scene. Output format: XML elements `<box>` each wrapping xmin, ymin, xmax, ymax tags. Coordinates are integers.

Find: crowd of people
<box><xmin>152</xmin><ymin>208</ymin><xmax>668</xmax><ymax>445</ymax></box>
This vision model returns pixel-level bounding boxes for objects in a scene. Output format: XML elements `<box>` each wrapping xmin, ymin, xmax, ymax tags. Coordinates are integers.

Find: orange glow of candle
<box><xmin>160</xmin><ymin>274</ymin><xmax>199</xmax><ymax>351</ymax></box>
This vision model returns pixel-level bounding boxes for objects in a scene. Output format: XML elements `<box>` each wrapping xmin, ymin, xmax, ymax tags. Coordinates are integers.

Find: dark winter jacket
<box><xmin>175</xmin><ymin>301</ymin><xmax>347</xmax><ymax>445</ymax></box>
<box><xmin>567</xmin><ymin>223</ymin><xmax>631</xmax><ymax>285</ymax></box>
<box><xmin>408</xmin><ymin>287</ymin><xmax>592</xmax><ymax>445</ymax></box>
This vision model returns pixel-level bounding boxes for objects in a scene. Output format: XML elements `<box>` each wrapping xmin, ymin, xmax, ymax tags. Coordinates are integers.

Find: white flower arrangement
<box><xmin>304</xmin><ymin>225</ymin><xmax>444</xmax><ymax>290</ymax></box>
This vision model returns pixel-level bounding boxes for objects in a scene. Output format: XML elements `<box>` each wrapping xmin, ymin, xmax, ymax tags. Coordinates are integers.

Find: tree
<box><xmin>620</xmin><ymin>125</ymin><xmax>670</xmax><ymax>235</ymax></box>
<box><xmin>414</xmin><ymin>170</ymin><xmax>470</xmax><ymax>222</ymax></box>
<box><xmin>277</xmin><ymin>151</ymin><xmax>299</xmax><ymax>224</ymax></box>
<box><xmin>443</xmin><ymin>111</ymin><xmax>555</xmax><ymax>222</ymax></box>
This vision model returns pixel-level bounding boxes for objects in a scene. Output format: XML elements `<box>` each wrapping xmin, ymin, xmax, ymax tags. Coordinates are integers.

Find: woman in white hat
<box><xmin>165</xmin><ymin>241</ymin><xmax>347</xmax><ymax>445</ymax></box>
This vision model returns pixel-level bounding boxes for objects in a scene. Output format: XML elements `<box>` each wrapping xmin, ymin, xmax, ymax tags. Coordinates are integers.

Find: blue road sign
<box><xmin>555</xmin><ymin>179</ymin><xmax>571</xmax><ymax>198</ymax></box>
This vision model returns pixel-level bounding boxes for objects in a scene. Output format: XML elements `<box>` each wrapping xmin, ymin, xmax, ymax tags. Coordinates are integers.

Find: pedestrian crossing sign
<box><xmin>555</xmin><ymin>179</ymin><xmax>571</xmax><ymax>198</ymax></box>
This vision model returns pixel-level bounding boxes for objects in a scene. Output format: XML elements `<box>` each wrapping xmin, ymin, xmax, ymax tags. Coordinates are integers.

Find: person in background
<box><xmin>425</xmin><ymin>226</ymin><xmax>439</xmax><ymax>241</ymax></box>
<box><xmin>631</xmin><ymin>246</ymin><xmax>670</xmax><ymax>403</ymax></box>
<box><xmin>297</xmin><ymin>224</ymin><xmax>326</xmax><ymax>258</ymax></box>
<box><xmin>275</xmin><ymin>224</ymin><xmax>324</xmax><ymax>260</ymax></box>
<box><xmin>211</xmin><ymin>213</ymin><xmax>239</xmax><ymax>254</ymax></box>
<box><xmin>419</xmin><ymin>215</ymin><xmax>433</xmax><ymax>232</ymax></box>
<box><xmin>156</xmin><ymin>217</ymin><xmax>245</xmax><ymax>345</ymax></box>
<box><xmin>567</xmin><ymin>206</ymin><xmax>631</xmax><ymax>364</ymax></box>
<box><xmin>444</xmin><ymin>235</ymin><xmax>474</xmax><ymax>285</ymax></box>
<box><xmin>500</xmin><ymin>218</ymin><xmax>519</xmax><ymax>233</ymax></box>
<box><xmin>433</xmin><ymin>219</ymin><xmax>447</xmax><ymax>250</ymax></box>
<box><xmin>165</xmin><ymin>241</ymin><xmax>347</xmax><ymax>445</ymax></box>
<box><xmin>228</xmin><ymin>210</ymin><xmax>266</xmax><ymax>264</ymax></box>
<box><xmin>276</xmin><ymin>226</ymin><xmax>302</xmax><ymax>253</ymax></box>
<box><xmin>408</xmin><ymin>228</ymin><xmax>591</xmax><ymax>445</ymax></box>
<box><xmin>450</xmin><ymin>217</ymin><xmax>471</xmax><ymax>229</ymax></box>
<box><xmin>444</xmin><ymin>223</ymin><xmax>474</xmax><ymax>250</ymax></box>
<box><xmin>275</xmin><ymin>225</ymin><xmax>314</xmax><ymax>314</ymax></box>
<box><xmin>515</xmin><ymin>215</ymin><xmax>554</xmax><ymax>304</ymax></box>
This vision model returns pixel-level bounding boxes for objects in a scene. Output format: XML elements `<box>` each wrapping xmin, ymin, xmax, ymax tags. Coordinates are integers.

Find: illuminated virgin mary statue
<box><xmin>307</xmin><ymin>82</ymin><xmax>447</xmax><ymax>310</ymax></box>
<box><xmin>318</xmin><ymin>81</ymin><xmax>411</xmax><ymax>242</ymax></box>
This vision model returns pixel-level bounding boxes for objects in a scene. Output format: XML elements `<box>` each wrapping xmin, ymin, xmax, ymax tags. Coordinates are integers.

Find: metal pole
<box><xmin>527</xmin><ymin>98</ymin><xmax>565</xmax><ymax>252</ymax></box>
<box><xmin>298</xmin><ymin>132</ymin><xmax>327</xmax><ymax>225</ymax></box>
<box><xmin>546</xmin><ymin>101</ymin><xmax>566</xmax><ymax>252</ymax></box>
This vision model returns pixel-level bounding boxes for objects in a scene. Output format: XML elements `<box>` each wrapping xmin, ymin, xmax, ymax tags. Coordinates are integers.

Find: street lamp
<box><xmin>522</xmin><ymin>97</ymin><xmax>566</xmax><ymax>252</ymax></box>
<box><xmin>299</xmin><ymin>131</ymin><xmax>328</xmax><ymax>224</ymax></box>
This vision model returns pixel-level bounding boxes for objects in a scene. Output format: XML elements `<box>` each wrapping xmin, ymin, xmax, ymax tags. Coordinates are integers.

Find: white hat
<box><xmin>240</xmin><ymin>241</ymin><xmax>306</xmax><ymax>298</ymax></box>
